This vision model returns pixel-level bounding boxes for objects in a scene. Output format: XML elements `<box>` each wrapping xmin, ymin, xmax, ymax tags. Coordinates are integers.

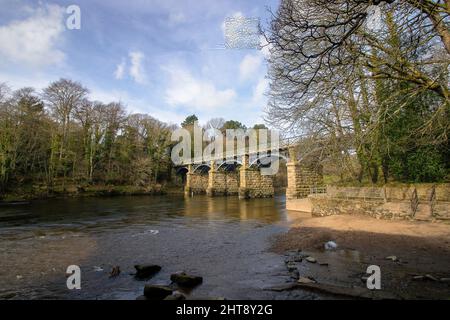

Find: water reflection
<box><xmin>0</xmin><ymin>195</ymin><xmax>289</xmax><ymax>300</ymax></box>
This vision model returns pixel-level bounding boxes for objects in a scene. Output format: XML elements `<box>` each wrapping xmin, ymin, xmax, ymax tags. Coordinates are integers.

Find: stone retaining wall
<box><xmin>326</xmin><ymin>184</ymin><xmax>450</xmax><ymax>202</ymax></box>
<box><xmin>304</xmin><ymin>184</ymin><xmax>450</xmax><ymax>220</ymax></box>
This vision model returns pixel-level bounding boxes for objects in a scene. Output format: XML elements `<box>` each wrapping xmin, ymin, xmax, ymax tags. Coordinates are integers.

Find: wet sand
<box><xmin>272</xmin><ymin>213</ymin><xmax>450</xmax><ymax>299</ymax></box>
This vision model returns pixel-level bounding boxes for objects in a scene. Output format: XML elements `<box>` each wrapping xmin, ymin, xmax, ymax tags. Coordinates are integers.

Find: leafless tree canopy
<box><xmin>265</xmin><ymin>0</ymin><xmax>449</xmax><ymax>183</ymax></box>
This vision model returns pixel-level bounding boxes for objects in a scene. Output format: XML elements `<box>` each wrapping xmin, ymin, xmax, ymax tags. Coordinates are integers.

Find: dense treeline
<box><xmin>266</xmin><ymin>0</ymin><xmax>450</xmax><ymax>183</ymax></box>
<box><xmin>0</xmin><ymin>79</ymin><xmax>174</xmax><ymax>194</ymax></box>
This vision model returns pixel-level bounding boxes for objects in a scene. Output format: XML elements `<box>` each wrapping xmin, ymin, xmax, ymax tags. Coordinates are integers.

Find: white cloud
<box><xmin>252</xmin><ymin>77</ymin><xmax>269</xmax><ymax>105</ymax></box>
<box><xmin>164</xmin><ymin>65</ymin><xmax>236</xmax><ymax>110</ymax></box>
<box><xmin>89</xmin><ymin>86</ymin><xmax>184</xmax><ymax>125</ymax></box>
<box><xmin>114</xmin><ymin>59</ymin><xmax>126</xmax><ymax>80</ymax></box>
<box><xmin>0</xmin><ymin>70</ymin><xmax>54</xmax><ymax>91</ymax></box>
<box><xmin>0</xmin><ymin>4</ymin><xmax>65</xmax><ymax>68</ymax></box>
<box><xmin>239</xmin><ymin>54</ymin><xmax>263</xmax><ymax>81</ymax></box>
<box><xmin>129</xmin><ymin>51</ymin><xmax>147</xmax><ymax>84</ymax></box>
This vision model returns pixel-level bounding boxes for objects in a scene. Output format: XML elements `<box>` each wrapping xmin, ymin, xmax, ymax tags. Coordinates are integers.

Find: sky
<box><xmin>0</xmin><ymin>0</ymin><xmax>279</xmax><ymax>127</ymax></box>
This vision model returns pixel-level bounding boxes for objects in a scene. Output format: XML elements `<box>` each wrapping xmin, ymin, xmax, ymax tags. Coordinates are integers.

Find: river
<box><xmin>0</xmin><ymin>195</ymin><xmax>302</xmax><ymax>300</ymax></box>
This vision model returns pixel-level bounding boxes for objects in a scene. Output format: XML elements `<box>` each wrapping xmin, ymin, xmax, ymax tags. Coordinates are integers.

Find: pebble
<box><xmin>324</xmin><ymin>241</ymin><xmax>337</xmax><ymax>250</ymax></box>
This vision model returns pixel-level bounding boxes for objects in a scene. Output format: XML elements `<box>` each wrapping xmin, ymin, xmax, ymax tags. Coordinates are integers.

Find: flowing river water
<box><xmin>0</xmin><ymin>194</ymin><xmax>307</xmax><ymax>300</ymax></box>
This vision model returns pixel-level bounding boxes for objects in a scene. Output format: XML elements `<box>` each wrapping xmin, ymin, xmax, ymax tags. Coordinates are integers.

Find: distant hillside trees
<box><xmin>0</xmin><ymin>79</ymin><xmax>174</xmax><ymax>193</ymax></box>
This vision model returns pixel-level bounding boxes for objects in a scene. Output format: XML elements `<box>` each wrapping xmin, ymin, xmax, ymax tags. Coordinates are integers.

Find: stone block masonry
<box><xmin>207</xmin><ymin>168</ymin><xmax>227</xmax><ymax>196</ymax></box>
<box><xmin>206</xmin><ymin>161</ymin><xmax>240</xmax><ymax>196</ymax></box>
<box><xmin>226</xmin><ymin>172</ymin><xmax>239</xmax><ymax>195</ymax></box>
<box><xmin>206</xmin><ymin>171</ymin><xmax>240</xmax><ymax>196</ymax></box>
<box><xmin>286</xmin><ymin>163</ymin><xmax>324</xmax><ymax>200</ymax></box>
<box><xmin>185</xmin><ymin>167</ymin><xmax>209</xmax><ymax>195</ymax></box>
<box><xmin>239</xmin><ymin>167</ymin><xmax>274</xmax><ymax>199</ymax></box>
<box><xmin>293</xmin><ymin>184</ymin><xmax>450</xmax><ymax>221</ymax></box>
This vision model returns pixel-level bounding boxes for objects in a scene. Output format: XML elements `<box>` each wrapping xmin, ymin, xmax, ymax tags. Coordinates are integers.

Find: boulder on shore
<box><xmin>143</xmin><ymin>285</ymin><xmax>173</xmax><ymax>300</ymax></box>
<box><xmin>170</xmin><ymin>272</ymin><xmax>203</xmax><ymax>288</ymax></box>
<box><xmin>134</xmin><ymin>264</ymin><xmax>161</xmax><ymax>279</ymax></box>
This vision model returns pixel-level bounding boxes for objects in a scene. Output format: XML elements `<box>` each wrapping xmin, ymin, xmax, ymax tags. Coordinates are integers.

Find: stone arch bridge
<box><xmin>176</xmin><ymin>138</ymin><xmax>325</xmax><ymax>200</ymax></box>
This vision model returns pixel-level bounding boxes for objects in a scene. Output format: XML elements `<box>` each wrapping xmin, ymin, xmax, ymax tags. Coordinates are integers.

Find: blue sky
<box><xmin>0</xmin><ymin>0</ymin><xmax>279</xmax><ymax>127</ymax></box>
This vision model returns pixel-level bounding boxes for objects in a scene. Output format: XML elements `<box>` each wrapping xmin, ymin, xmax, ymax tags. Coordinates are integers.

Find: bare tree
<box><xmin>43</xmin><ymin>79</ymin><xmax>88</xmax><ymax>166</ymax></box>
<box><xmin>265</xmin><ymin>0</ymin><xmax>449</xmax><ymax>183</ymax></box>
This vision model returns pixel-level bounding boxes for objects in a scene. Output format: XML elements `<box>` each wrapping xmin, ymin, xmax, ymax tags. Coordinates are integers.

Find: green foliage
<box><xmin>0</xmin><ymin>80</ymin><xmax>175</xmax><ymax>193</ymax></box>
<box><xmin>222</xmin><ymin>120</ymin><xmax>246</xmax><ymax>130</ymax></box>
<box><xmin>376</xmin><ymin>72</ymin><xmax>449</xmax><ymax>183</ymax></box>
<box><xmin>181</xmin><ymin>115</ymin><xmax>198</xmax><ymax>128</ymax></box>
<box><xmin>389</xmin><ymin>146</ymin><xmax>447</xmax><ymax>183</ymax></box>
<box><xmin>253</xmin><ymin>124</ymin><xmax>268</xmax><ymax>130</ymax></box>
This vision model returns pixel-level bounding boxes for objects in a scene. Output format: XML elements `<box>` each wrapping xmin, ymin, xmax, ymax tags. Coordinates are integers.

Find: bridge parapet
<box><xmin>180</xmin><ymin>137</ymin><xmax>298</xmax><ymax>166</ymax></box>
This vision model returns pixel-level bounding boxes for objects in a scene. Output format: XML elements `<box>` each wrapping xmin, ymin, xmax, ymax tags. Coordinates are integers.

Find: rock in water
<box><xmin>143</xmin><ymin>285</ymin><xmax>173</xmax><ymax>300</ymax></box>
<box><xmin>164</xmin><ymin>292</ymin><xmax>186</xmax><ymax>300</ymax></box>
<box><xmin>286</xmin><ymin>262</ymin><xmax>297</xmax><ymax>272</ymax></box>
<box><xmin>425</xmin><ymin>274</ymin><xmax>439</xmax><ymax>281</ymax></box>
<box><xmin>385</xmin><ymin>256</ymin><xmax>398</xmax><ymax>262</ymax></box>
<box><xmin>134</xmin><ymin>264</ymin><xmax>161</xmax><ymax>279</ymax></box>
<box><xmin>109</xmin><ymin>266</ymin><xmax>121</xmax><ymax>278</ymax></box>
<box><xmin>298</xmin><ymin>277</ymin><xmax>316</xmax><ymax>284</ymax></box>
<box><xmin>170</xmin><ymin>272</ymin><xmax>203</xmax><ymax>288</ymax></box>
<box><xmin>306</xmin><ymin>257</ymin><xmax>317</xmax><ymax>263</ymax></box>
<box><xmin>324</xmin><ymin>241</ymin><xmax>337</xmax><ymax>250</ymax></box>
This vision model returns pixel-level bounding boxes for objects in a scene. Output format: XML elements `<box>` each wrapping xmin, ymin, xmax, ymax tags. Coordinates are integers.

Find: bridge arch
<box><xmin>217</xmin><ymin>160</ymin><xmax>242</xmax><ymax>172</ymax></box>
<box><xmin>192</xmin><ymin>164</ymin><xmax>211</xmax><ymax>174</ymax></box>
<box><xmin>176</xmin><ymin>167</ymin><xmax>189</xmax><ymax>175</ymax></box>
<box><xmin>249</xmin><ymin>154</ymin><xmax>288</xmax><ymax>168</ymax></box>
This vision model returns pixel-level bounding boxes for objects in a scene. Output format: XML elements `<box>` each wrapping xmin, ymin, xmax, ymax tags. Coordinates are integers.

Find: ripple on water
<box><xmin>0</xmin><ymin>195</ymin><xmax>290</xmax><ymax>300</ymax></box>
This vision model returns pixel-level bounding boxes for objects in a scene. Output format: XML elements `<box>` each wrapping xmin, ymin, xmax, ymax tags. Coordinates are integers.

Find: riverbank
<box><xmin>272</xmin><ymin>213</ymin><xmax>450</xmax><ymax>299</ymax></box>
<box><xmin>0</xmin><ymin>184</ymin><xmax>185</xmax><ymax>203</ymax></box>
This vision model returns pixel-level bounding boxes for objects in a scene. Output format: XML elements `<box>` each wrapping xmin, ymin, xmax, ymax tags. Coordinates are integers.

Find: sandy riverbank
<box><xmin>272</xmin><ymin>213</ymin><xmax>450</xmax><ymax>299</ymax></box>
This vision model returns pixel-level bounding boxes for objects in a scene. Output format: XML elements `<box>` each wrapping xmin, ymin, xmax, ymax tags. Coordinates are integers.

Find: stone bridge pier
<box><xmin>239</xmin><ymin>155</ymin><xmax>274</xmax><ymax>199</ymax></box>
<box><xmin>184</xmin><ymin>164</ymin><xmax>209</xmax><ymax>196</ymax></box>
<box><xmin>286</xmin><ymin>147</ymin><xmax>324</xmax><ymax>200</ymax></box>
<box><xmin>206</xmin><ymin>161</ymin><xmax>239</xmax><ymax>196</ymax></box>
